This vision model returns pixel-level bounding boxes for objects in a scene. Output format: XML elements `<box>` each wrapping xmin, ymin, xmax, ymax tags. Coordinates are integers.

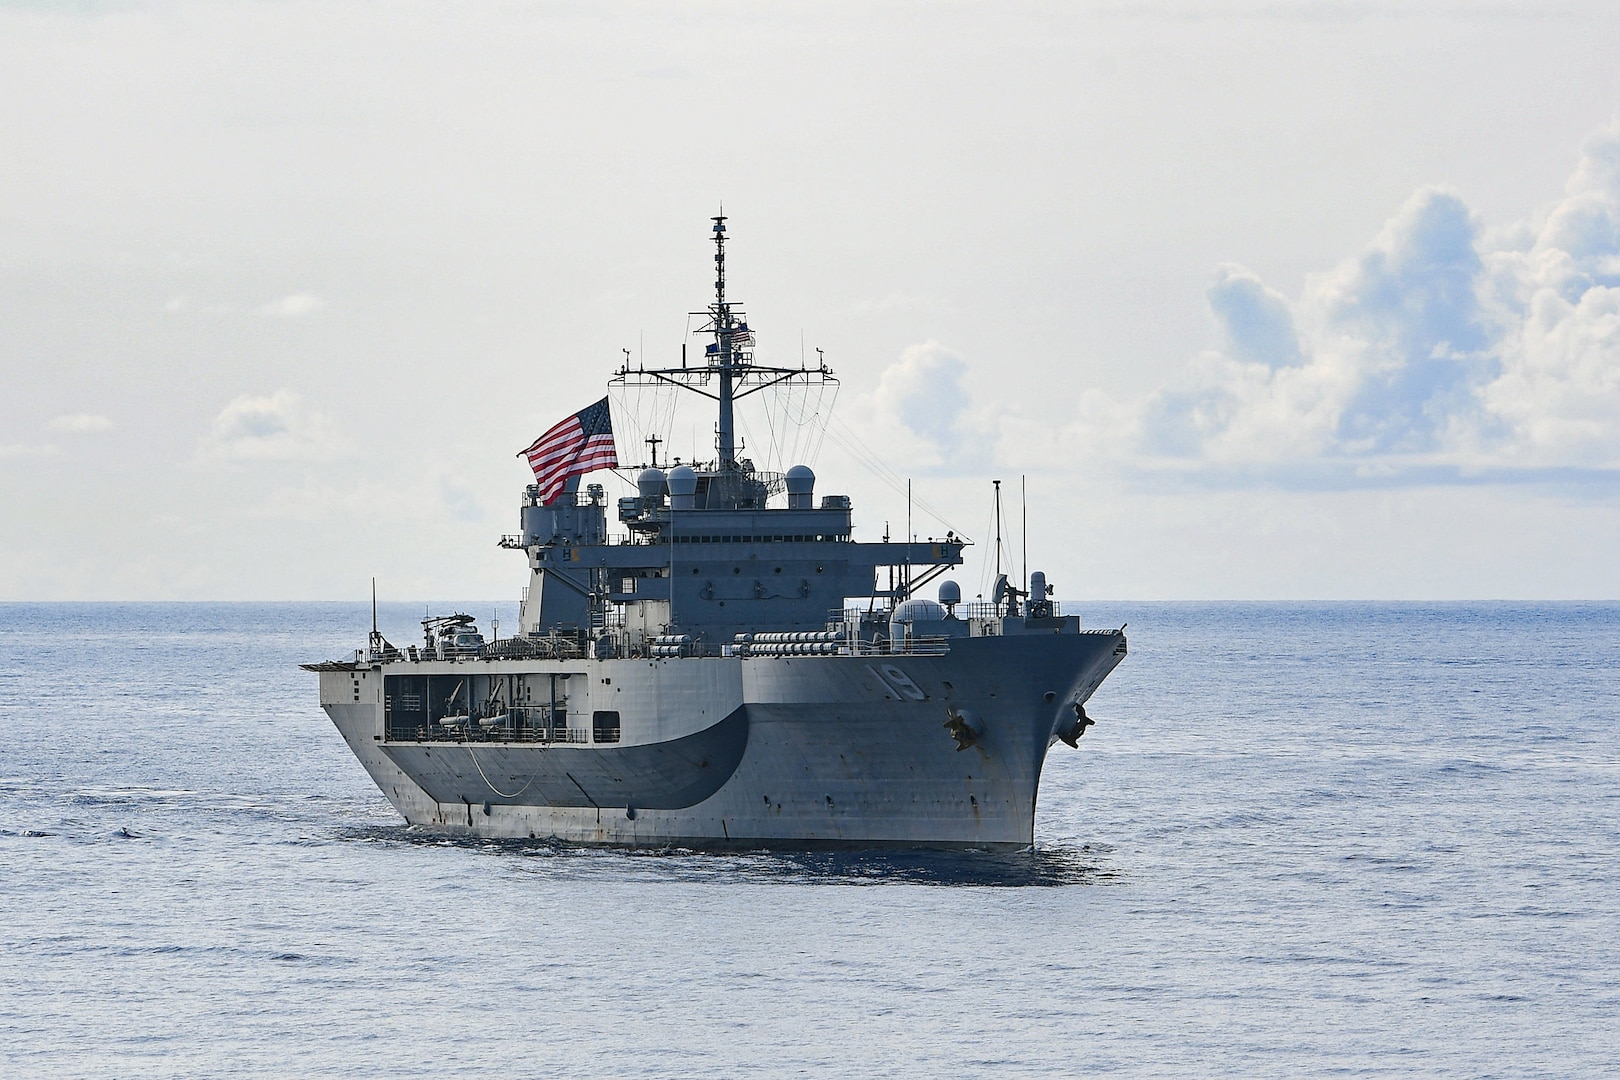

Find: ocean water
<box><xmin>2</xmin><ymin>601</ymin><xmax>1617</xmax><ymax>1077</ymax></box>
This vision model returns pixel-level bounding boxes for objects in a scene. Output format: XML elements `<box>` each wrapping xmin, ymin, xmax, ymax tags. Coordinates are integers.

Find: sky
<box><xmin>3</xmin><ymin>0</ymin><xmax>1620</xmax><ymax>601</ymax></box>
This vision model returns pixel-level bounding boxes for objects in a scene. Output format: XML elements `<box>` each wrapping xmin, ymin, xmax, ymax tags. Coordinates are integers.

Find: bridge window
<box><xmin>593</xmin><ymin>710</ymin><xmax>621</xmax><ymax>743</ymax></box>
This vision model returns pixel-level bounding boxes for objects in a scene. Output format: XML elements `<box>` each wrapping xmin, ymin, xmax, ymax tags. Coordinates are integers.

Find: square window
<box><xmin>592</xmin><ymin>710</ymin><xmax>622</xmax><ymax>744</ymax></box>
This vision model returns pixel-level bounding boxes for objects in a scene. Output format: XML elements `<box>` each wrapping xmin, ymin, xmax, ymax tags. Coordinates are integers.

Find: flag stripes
<box><xmin>520</xmin><ymin>397</ymin><xmax>618</xmax><ymax>504</ymax></box>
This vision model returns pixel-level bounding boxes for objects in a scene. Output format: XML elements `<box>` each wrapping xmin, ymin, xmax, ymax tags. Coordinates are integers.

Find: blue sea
<box><xmin>2</xmin><ymin>602</ymin><xmax>1617</xmax><ymax>1077</ymax></box>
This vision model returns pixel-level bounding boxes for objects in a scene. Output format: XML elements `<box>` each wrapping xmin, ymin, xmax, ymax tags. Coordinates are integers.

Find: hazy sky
<box><xmin>4</xmin><ymin>1</ymin><xmax>1620</xmax><ymax>601</ymax></box>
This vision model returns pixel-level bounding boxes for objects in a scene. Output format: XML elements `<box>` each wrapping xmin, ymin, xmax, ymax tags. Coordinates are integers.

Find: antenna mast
<box><xmin>993</xmin><ymin>479</ymin><xmax>1003</xmax><ymax>581</ymax></box>
<box><xmin>904</xmin><ymin>479</ymin><xmax>913</xmax><ymax>601</ymax></box>
<box><xmin>1021</xmin><ymin>474</ymin><xmax>1028</xmax><ymax>602</ymax></box>
<box><xmin>712</xmin><ymin>213</ymin><xmax>736</xmax><ymax>468</ymax></box>
<box><xmin>610</xmin><ymin>214</ymin><xmax>837</xmax><ymax>507</ymax></box>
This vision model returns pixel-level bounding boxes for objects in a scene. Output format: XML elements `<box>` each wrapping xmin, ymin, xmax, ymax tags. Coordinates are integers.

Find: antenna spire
<box><xmin>712</xmin><ymin>211</ymin><xmax>737</xmax><ymax>468</ymax></box>
<box><xmin>609</xmin><ymin>212</ymin><xmax>837</xmax><ymax>509</ymax></box>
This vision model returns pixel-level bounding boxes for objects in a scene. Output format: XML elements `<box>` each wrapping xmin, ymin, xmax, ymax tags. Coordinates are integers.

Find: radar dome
<box><xmin>888</xmin><ymin>598</ymin><xmax>948</xmax><ymax>647</ymax></box>
<box><xmin>937</xmin><ymin>580</ymin><xmax>962</xmax><ymax>611</ymax></box>
<box><xmin>785</xmin><ymin>464</ymin><xmax>815</xmax><ymax>509</ymax></box>
<box><xmin>667</xmin><ymin>465</ymin><xmax>698</xmax><ymax>509</ymax></box>
<box><xmin>891</xmin><ymin>598</ymin><xmax>946</xmax><ymax>623</ymax></box>
<box><xmin>637</xmin><ymin>468</ymin><xmax>667</xmax><ymax>500</ymax></box>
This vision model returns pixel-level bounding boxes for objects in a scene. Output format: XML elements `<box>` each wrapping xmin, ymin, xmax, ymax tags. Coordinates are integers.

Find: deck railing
<box><xmin>392</xmin><ymin>722</ymin><xmax>591</xmax><ymax>745</ymax></box>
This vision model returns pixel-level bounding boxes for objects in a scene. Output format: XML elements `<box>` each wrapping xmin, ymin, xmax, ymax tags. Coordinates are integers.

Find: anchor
<box><xmin>944</xmin><ymin>706</ymin><xmax>984</xmax><ymax>752</ymax></box>
<box><xmin>1056</xmin><ymin>702</ymin><xmax>1095</xmax><ymax>748</ymax></box>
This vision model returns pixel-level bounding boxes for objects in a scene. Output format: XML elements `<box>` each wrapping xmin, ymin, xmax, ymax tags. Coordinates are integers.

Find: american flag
<box><xmin>519</xmin><ymin>397</ymin><xmax>619</xmax><ymax>505</ymax></box>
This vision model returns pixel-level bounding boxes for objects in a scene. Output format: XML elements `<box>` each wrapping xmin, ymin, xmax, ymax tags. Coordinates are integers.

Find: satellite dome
<box><xmin>667</xmin><ymin>465</ymin><xmax>697</xmax><ymax>494</ymax></box>
<box><xmin>637</xmin><ymin>468</ymin><xmax>667</xmax><ymax>499</ymax></box>
<box><xmin>785</xmin><ymin>465</ymin><xmax>815</xmax><ymax>493</ymax></box>
<box><xmin>889</xmin><ymin>598</ymin><xmax>948</xmax><ymax>646</ymax></box>
<box><xmin>785</xmin><ymin>464</ymin><xmax>815</xmax><ymax>508</ymax></box>
<box><xmin>667</xmin><ymin>464</ymin><xmax>698</xmax><ymax>509</ymax></box>
<box><xmin>937</xmin><ymin>580</ymin><xmax>962</xmax><ymax>609</ymax></box>
<box><xmin>891</xmin><ymin>598</ymin><xmax>946</xmax><ymax>623</ymax></box>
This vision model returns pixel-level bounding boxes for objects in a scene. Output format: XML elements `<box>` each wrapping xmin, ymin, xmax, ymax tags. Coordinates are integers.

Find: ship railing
<box><xmin>860</xmin><ymin>635</ymin><xmax>951</xmax><ymax>656</ymax></box>
<box><xmin>393</xmin><ymin>723</ymin><xmax>591</xmax><ymax>745</ymax></box>
<box><xmin>955</xmin><ymin>600</ymin><xmax>1063</xmax><ymax>620</ymax></box>
<box><xmin>727</xmin><ymin>629</ymin><xmax>951</xmax><ymax>658</ymax></box>
<box><xmin>478</xmin><ymin>635</ymin><xmax>586</xmax><ymax>661</ymax></box>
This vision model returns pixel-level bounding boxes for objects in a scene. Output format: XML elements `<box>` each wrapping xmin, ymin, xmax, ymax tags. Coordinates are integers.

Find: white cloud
<box><xmin>200</xmin><ymin>390</ymin><xmax>345</xmax><ymax>462</ymax></box>
<box><xmin>1127</xmin><ymin>115</ymin><xmax>1620</xmax><ymax>483</ymax></box>
<box><xmin>865</xmin><ymin>340</ymin><xmax>975</xmax><ymax>471</ymax></box>
<box><xmin>1207</xmin><ymin>264</ymin><xmax>1302</xmax><ymax>369</ymax></box>
<box><xmin>259</xmin><ymin>293</ymin><xmax>327</xmax><ymax>318</ymax></box>
<box><xmin>0</xmin><ymin>444</ymin><xmax>59</xmax><ymax>459</ymax></box>
<box><xmin>47</xmin><ymin>413</ymin><xmax>113</xmax><ymax>433</ymax></box>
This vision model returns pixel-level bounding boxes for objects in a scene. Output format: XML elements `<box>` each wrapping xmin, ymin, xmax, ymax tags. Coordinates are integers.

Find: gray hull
<box><xmin>318</xmin><ymin>631</ymin><xmax>1126</xmax><ymax>849</ymax></box>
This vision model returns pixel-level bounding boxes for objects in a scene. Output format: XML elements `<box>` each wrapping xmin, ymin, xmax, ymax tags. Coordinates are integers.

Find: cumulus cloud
<box><xmin>200</xmin><ymin>390</ymin><xmax>344</xmax><ymax>461</ymax></box>
<box><xmin>1207</xmin><ymin>264</ymin><xmax>1302</xmax><ymax>368</ymax></box>
<box><xmin>867</xmin><ymin>340</ymin><xmax>974</xmax><ymax>470</ymax></box>
<box><xmin>0</xmin><ymin>443</ymin><xmax>58</xmax><ymax>459</ymax></box>
<box><xmin>260</xmin><ymin>293</ymin><xmax>327</xmax><ymax>318</ymax></box>
<box><xmin>47</xmin><ymin>413</ymin><xmax>113</xmax><ymax>433</ymax></box>
<box><xmin>1136</xmin><ymin>115</ymin><xmax>1620</xmax><ymax>483</ymax></box>
<box><xmin>758</xmin><ymin>118</ymin><xmax>1620</xmax><ymax>493</ymax></box>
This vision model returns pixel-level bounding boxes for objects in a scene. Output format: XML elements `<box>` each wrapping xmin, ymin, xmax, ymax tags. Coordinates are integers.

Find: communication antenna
<box><xmin>610</xmin><ymin>214</ymin><xmax>837</xmax><ymax>505</ymax></box>
<box><xmin>992</xmin><ymin>480</ymin><xmax>1003</xmax><ymax>582</ymax></box>
<box><xmin>883</xmin><ymin>520</ymin><xmax>893</xmax><ymax>604</ymax></box>
<box><xmin>368</xmin><ymin>577</ymin><xmax>383</xmax><ymax>659</ymax></box>
<box><xmin>1021</xmin><ymin>474</ymin><xmax>1028</xmax><ymax>602</ymax></box>
<box><xmin>905</xmin><ymin>478</ymin><xmax>913</xmax><ymax>601</ymax></box>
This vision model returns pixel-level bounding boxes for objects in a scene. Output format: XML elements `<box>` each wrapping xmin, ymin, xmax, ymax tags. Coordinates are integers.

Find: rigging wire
<box><xmin>977</xmin><ymin>498</ymin><xmax>998</xmax><ymax>602</ymax></box>
<box><xmin>819</xmin><ymin>412</ymin><xmax>968</xmax><ymax>540</ymax></box>
<box><xmin>609</xmin><ymin>331</ymin><xmax>965</xmax><ymax>542</ymax></box>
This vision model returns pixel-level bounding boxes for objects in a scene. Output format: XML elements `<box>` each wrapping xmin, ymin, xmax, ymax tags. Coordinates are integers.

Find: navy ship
<box><xmin>305</xmin><ymin>216</ymin><xmax>1127</xmax><ymax>848</ymax></box>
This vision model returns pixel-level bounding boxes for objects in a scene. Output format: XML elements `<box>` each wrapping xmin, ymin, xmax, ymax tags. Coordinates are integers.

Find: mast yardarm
<box><xmin>612</xmin><ymin>214</ymin><xmax>837</xmax><ymax>508</ymax></box>
<box><xmin>714</xmin><ymin>214</ymin><xmax>736</xmax><ymax>468</ymax></box>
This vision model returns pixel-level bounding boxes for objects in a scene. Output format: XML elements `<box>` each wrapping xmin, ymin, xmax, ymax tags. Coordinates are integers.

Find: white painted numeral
<box><xmin>868</xmin><ymin>663</ymin><xmax>926</xmax><ymax>701</ymax></box>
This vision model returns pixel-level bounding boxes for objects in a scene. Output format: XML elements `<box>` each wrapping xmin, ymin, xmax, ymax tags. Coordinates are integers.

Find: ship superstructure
<box><xmin>306</xmin><ymin>217</ymin><xmax>1126</xmax><ymax>848</ymax></box>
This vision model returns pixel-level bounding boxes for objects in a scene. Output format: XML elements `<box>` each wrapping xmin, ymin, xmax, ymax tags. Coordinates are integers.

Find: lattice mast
<box><xmin>712</xmin><ymin>213</ymin><xmax>738</xmax><ymax>468</ymax></box>
<box><xmin>612</xmin><ymin>214</ymin><xmax>838</xmax><ymax>504</ymax></box>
